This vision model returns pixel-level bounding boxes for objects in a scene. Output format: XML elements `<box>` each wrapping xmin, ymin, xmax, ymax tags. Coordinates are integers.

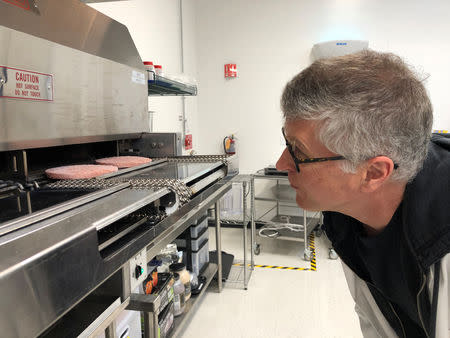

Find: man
<box><xmin>276</xmin><ymin>50</ymin><xmax>449</xmax><ymax>337</ymax></box>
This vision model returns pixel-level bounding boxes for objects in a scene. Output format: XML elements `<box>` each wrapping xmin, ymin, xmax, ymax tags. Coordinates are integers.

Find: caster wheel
<box><xmin>303</xmin><ymin>249</ymin><xmax>312</xmax><ymax>261</ymax></box>
<box><xmin>254</xmin><ymin>244</ymin><xmax>261</xmax><ymax>255</ymax></box>
<box><xmin>314</xmin><ymin>228</ymin><xmax>323</xmax><ymax>237</ymax></box>
<box><xmin>329</xmin><ymin>248</ymin><xmax>338</xmax><ymax>260</ymax></box>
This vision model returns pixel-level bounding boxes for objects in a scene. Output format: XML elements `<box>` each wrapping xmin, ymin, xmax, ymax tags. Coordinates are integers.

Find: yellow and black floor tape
<box><xmin>233</xmin><ymin>232</ymin><xmax>317</xmax><ymax>271</ymax></box>
<box><xmin>309</xmin><ymin>232</ymin><xmax>317</xmax><ymax>271</ymax></box>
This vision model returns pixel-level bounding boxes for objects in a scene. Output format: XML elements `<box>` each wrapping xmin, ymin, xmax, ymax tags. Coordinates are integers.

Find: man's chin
<box><xmin>295</xmin><ymin>196</ymin><xmax>322</xmax><ymax>212</ymax></box>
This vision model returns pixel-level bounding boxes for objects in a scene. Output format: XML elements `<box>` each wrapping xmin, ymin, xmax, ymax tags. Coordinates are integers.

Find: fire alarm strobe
<box><xmin>224</xmin><ymin>64</ymin><xmax>237</xmax><ymax>78</ymax></box>
<box><xmin>185</xmin><ymin>134</ymin><xmax>193</xmax><ymax>150</ymax></box>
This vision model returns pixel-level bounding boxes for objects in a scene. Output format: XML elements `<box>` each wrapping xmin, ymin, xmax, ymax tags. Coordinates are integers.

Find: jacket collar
<box><xmin>402</xmin><ymin>134</ymin><xmax>450</xmax><ymax>270</ymax></box>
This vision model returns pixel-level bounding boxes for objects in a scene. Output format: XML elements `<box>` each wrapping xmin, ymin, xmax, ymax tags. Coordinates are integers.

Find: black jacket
<box><xmin>324</xmin><ymin>134</ymin><xmax>450</xmax><ymax>337</ymax></box>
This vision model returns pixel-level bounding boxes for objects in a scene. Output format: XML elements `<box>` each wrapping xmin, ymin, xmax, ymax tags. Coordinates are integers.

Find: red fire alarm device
<box><xmin>224</xmin><ymin>64</ymin><xmax>237</xmax><ymax>78</ymax></box>
<box><xmin>185</xmin><ymin>134</ymin><xmax>193</xmax><ymax>150</ymax></box>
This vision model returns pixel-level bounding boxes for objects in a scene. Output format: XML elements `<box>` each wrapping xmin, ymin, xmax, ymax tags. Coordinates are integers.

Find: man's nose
<box><xmin>276</xmin><ymin>148</ymin><xmax>293</xmax><ymax>172</ymax></box>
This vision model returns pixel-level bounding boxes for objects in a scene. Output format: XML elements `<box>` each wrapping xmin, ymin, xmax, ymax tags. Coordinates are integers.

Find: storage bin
<box><xmin>189</xmin><ymin>214</ymin><xmax>208</xmax><ymax>237</ymax></box>
<box><xmin>182</xmin><ymin>239</ymin><xmax>209</xmax><ymax>276</ymax></box>
<box><xmin>140</xmin><ymin>272</ymin><xmax>174</xmax><ymax>315</ymax></box>
<box><xmin>174</xmin><ymin>227</ymin><xmax>209</xmax><ymax>251</ymax></box>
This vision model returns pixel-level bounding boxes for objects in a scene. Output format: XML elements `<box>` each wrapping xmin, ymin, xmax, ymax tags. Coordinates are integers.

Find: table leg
<box><xmin>215</xmin><ymin>201</ymin><xmax>222</xmax><ymax>292</ymax></box>
<box><xmin>250</xmin><ymin>176</ymin><xmax>255</xmax><ymax>269</ymax></box>
<box><xmin>242</xmin><ymin>181</ymin><xmax>248</xmax><ymax>290</ymax></box>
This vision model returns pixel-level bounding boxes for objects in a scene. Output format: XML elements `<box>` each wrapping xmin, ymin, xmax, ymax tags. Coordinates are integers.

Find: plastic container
<box><xmin>156</xmin><ymin>243</ymin><xmax>179</xmax><ymax>272</ymax></box>
<box><xmin>154</xmin><ymin>65</ymin><xmax>163</xmax><ymax>76</ymax></box>
<box><xmin>182</xmin><ymin>239</ymin><xmax>209</xmax><ymax>276</ymax></box>
<box><xmin>172</xmin><ymin>273</ymin><xmax>185</xmax><ymax>317</ymax></box>
<box><xmin>190</xmin><ymin>271</ymin><xmax>198</xmax><ymax>290</ymax></box>
<box><xmin>169</xmin><ymin>263</ymin><xmax>191</xmax><ymax>301</ymax></box>
<box><xmin>143</xmin><ymin>61</ymin><xmax>155</xmax><ymax>81</ymax></box>
<box><xmin>189</xmin><ymin>215</ymin><xmax>208</xmax><ymax>237</ymax></box>
<box><xmin>174</xmin><ymin>227</ymin><xmax>209</xmax><ymax>251</ymax></box>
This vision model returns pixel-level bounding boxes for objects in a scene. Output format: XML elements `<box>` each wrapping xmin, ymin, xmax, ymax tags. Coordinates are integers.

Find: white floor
<box><xmin>180</xmin><ymin>227</ymin><xmax>363</xmax><ymax>338</ymax></box>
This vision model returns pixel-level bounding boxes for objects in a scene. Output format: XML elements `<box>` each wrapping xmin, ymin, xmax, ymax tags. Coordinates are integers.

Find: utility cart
<box><xmin>250</xmin><ymin>169</ymin><xmax>321</xmax><ymax>261</ymax></box>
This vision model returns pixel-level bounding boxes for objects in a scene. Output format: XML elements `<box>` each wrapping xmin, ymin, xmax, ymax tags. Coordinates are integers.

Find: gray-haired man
<box><xmin>276</xmin><ymin>50</ymin><xmax>449</xmax><ymax>337</ymax></box>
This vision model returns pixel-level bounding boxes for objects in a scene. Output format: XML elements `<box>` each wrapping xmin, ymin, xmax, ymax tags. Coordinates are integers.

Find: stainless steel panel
<box><xmin>132</xmin><ymin>133</ymin><xmax>182</xmax><ymax>158</ymax></box>
<box><xmin>97</xmin><ymin>159</ymin><xmax>167</xmax><ymax>179</ymax></box>
<box><xmin>189</xmin><ymin>168</ymin><xmax>226</xmax><ymax>194</ymax></box>
<box><xmin>0</xmin><ymin>183</ymin><xmax>129</xmax><ymax>237</ymax></box>
<box><xmin>0</xmin><ymin>133</ymin><xmax>142</xmax><ymax>151</ymax></box>
<box><xmin>0</xmin><ymin>187</ymin><xmax>168</xmax><ymax>338</ymax></box>
<box><xmin>0</xmin><ymin>1</ymin><xmax>149</xmax><ymax>151</ymax></box>
<box><xmin>77</xmin><ymin>297</ymin><xmax>122</xmax><ymax>338</ymax></box>
<box><xmin>116</xmin><ymin>161</ymin><xmax>223</xmax><ymax>183</ymax></box>
<box><xmin>0</xmin><ymin>0</ymin><xmax>144</xmax><ymax>69</ymax></box>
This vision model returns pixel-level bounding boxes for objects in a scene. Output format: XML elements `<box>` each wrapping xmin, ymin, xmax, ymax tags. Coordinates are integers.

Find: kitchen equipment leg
<box><xmin>250</xmin><ymin>176</ymin><xmax>257</xmax><ymax>263</ymax></box>
<box><xmin>142</xmin><ymin>311</ymin><xmax>158</xmax><ymax>338</ymax></box>
<box><xmin>303</xmin><ymin>211</ymin><xmax>312</xmax><ymax>261</ymax></box>
<box><xmin>105</xmin><ymin>320</ymin><xmax>117</xmax><ymax>338</ymax></box>
<box><xmin>242</xmin><ymin>181</ymin><xmax>248</xmax><ymax>290</ymax></box>
<box><xmin>214</xmin><ymin>201</ymin><xmax>222</xmax><ymax>292</ymax></box>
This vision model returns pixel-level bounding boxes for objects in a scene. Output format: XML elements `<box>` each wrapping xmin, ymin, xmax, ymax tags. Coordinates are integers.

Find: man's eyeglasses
<box><xmin>282</xmin><ymin>128</ymin><xmax>345</xmax><ymax>172</ymax></box>
<box><xmin>281</xmin><ymin>128</ymin><xmax>399</xmax><ymax>173</ymax></box>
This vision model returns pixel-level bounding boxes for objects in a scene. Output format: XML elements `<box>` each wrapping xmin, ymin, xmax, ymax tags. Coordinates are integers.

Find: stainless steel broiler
<box><xmin>0</xmin><ymin>1</ymin><xmax>234</xmax><ymax>337</ymax></box>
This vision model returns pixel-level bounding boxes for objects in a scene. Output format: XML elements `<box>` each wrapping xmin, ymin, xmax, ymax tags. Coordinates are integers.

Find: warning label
<box><xmin>0</xmin><ymin>66</ymin><xmax>53</xmax><ymax>101</ymax></box>
<box><xmin>1</xmin><ymin>0</ymin><xmax>31</xmax><ymax>10</ymax></box>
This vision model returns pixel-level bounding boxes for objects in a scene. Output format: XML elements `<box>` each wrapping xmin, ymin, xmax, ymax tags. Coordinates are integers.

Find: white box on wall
<box><xmin>312</xmin><ymin>40</ymin><xmax>369</xmax><ymax>61</ymax></box>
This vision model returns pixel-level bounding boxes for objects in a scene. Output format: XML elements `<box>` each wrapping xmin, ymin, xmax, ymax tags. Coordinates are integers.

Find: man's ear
<box><xmin>360</xmin><ymin>156</ymin><xmax>395</xmax><ymax>192</ymax></box>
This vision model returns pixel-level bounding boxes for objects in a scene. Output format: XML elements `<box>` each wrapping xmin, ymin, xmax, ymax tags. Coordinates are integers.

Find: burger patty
<box><xmin>95</xmin><ymin>156</ymin><xmax>152</xmax><ymax>168</ymax></box>
<box><xmin>45</xmin><ymin>164</ymin><xmax>118</xmax><ymax>179</ymax></box>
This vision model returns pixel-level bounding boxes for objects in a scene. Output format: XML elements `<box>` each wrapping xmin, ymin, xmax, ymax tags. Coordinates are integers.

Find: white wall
<box><xmin>89</xmin><ymin>0</ymin><xmax>199</xmax><ymax>154</ymax></box>
<box><xmin>193</xmin><ymin>0</ymin><xmax>450</xmax><ymax>174</ymax></box>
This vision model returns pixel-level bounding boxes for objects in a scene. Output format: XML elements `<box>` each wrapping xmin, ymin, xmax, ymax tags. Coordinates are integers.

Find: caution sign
<box><xmin>1</xmin><ymin>0</ymin><xmax>31</xmax><ymax>10</ymax></box>
<box><xmin>0</xmin><ymin>66</ymin><xmax>53</xmax><ymax>101</ymax></box>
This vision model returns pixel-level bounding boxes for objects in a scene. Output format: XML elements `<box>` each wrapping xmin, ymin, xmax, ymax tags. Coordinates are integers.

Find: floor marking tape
<box><xmin>233</xmin><ymin>233</ymin><xmax>317</xmax><ymax>271</ymax></box>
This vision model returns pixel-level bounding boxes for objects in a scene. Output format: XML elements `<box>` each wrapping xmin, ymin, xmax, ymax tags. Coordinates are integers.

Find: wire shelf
<box><xmin>148</xmin><ymin>74</ymin><xmax>197</xmax><ymax>96</ymax></box>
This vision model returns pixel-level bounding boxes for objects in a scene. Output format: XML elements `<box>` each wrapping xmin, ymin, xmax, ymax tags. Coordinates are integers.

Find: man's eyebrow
<box><xmin>288</xmin><ymin>136</ymin><xmax>310</xmax><ymax>156</ymax></box>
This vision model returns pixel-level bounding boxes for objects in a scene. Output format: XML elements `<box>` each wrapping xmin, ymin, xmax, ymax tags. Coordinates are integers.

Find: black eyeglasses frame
<box><xmin>282</xmin><ymin>128</ymin><xmax>345</xmax><ymax>172</ymax></box>
<box><xmin>281</xmin><ymin>128</ymin><xmax>399</xmax><ymax>173</ymax></box>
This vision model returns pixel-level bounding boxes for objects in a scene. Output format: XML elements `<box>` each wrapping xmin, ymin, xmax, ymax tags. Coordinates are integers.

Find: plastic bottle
<box><xmin>154</xmin><ymin>65</ymin><xmax>163</xmax><ymax>76</ymax></box>
<box><xmin>172</xmin><ymin>273</ymin><xmax>185</xmax><ymax>317</ymax></box>
<box><xmin>143</xmin><ymin>61</ymin><xmax>154</xmax><ymax>72</ymax></box>
<box><xmin>143</xmin><ymin>61</ymin><xmax>155</xmax><ymax>80</ymax></box>
<box><xmin>169</xmin><ymin>263</ymin><xmax>191</xmax><ymax>301</ymax></box>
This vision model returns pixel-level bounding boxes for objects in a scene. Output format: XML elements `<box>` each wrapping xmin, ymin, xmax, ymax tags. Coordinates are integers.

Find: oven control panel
<box><xmin>129</xmin><ymin>248</ymin><xmax>147</xmax><ymax>291</ymax></box>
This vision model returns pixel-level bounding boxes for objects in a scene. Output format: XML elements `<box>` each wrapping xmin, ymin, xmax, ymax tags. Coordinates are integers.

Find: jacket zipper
<box><xmin>416</xmin><ymin>272</ymin><xmax>430</xmax><ymax>338</ymax></box>
<box><xmin>401</xmin><ymin>195</ymin><xmax>431</xmax><ymax>338</ymax></box>
<box><xmin>366</xmin><ymin>281</ymin><xmax>406</xmax><ymax>338</ymax></box>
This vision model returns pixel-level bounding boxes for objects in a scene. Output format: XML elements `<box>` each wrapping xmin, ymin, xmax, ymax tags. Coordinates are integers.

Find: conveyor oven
<box><xmin>0</xmin><ymin>1</ymin><xmax>234</xmax><ymax>337</ymax></box>
<box><xmin>0</xmin><ymin>139</ymin><xmax>233</xmax><ymax>337</ymax></box>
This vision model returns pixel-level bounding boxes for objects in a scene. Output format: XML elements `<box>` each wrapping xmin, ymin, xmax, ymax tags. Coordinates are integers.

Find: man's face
<box><xmin>276</xmin><ymin>119</ymin><xmax>362</xmax><ymax>212</ymax></box>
